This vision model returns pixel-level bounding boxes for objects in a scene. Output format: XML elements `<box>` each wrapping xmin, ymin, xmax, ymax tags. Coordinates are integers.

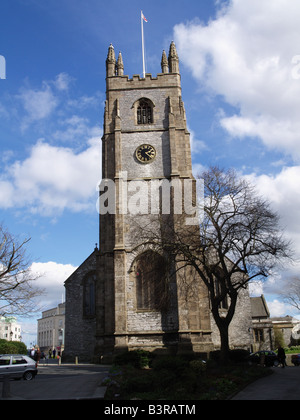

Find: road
<box><xmin>232</xmin><ymin>366</ymin><xmax>300</xmax><ymax>400</ymax></box>
<box><xmin>0</xmin><ymin>363</ymin><xmax>110</xmax><ymax>400</ymax></box>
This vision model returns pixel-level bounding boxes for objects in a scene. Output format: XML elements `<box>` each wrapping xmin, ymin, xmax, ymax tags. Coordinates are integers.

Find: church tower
<box><xmin>93</xmin><ymin>42</ymin><xmax>213</xmax><ymax>358</ymax></box>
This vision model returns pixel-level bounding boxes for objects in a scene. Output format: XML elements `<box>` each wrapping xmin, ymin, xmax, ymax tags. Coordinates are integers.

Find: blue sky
<box><xmin>1</xmin><ymin>0</ymin><xmax>300</xmax><ymax>345</ymax></box>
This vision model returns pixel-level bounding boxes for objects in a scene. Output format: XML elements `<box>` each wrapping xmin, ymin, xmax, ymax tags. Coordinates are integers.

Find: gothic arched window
<box><xmin>136</xmin><ymin>98</ymin><xmax>153</xmax><ymax>125</ymax></box>
<box><xmin>134</xmin><ymin>251</ymin><xmax>167</xmax><ymax>310</ymax></box>
<box><xmin>212</xmin><ymin>267</ymin><xmax>229</xmax><ymax>310</ymax></box>
<box><xmin>83</xmin><ymin>272</ymin><xmax>96</xmax><ymax>317</ymax></box>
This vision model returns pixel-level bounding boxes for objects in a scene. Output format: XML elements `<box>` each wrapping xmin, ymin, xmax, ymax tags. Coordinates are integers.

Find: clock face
<box><xmin>135</xmin><ymin>144</ymin><xmax>156</xmax><ymax>164</ymax></box>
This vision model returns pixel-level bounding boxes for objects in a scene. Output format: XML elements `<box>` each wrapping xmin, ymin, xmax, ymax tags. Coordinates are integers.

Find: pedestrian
<box><xmin>49</xmin><ymin>348</ymin><xmax>52</xmax><ymax>359</ymax></box>
<box><xmin>30</xmin><ymin>347</ymin><xmax>36</xmax><ymax>360</ymax></box>
<box><xmin>35</xmin><ymin>346</ymin><xmax>41</xmax><ymax>365</ymax></box>
<box><xmin>277</xmin><ymin>345</ymin><xmax>286</xmax><ymax>368</ymax></box>
<box><xmin>53</xmin><ymin>348</ymin><xmax>56</xmax><ymax>359</ymax></box>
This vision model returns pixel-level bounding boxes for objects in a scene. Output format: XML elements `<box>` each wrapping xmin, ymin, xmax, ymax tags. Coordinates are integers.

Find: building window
<box><xmin>214</xmin><ymin>277</ymin><xmax>229</xmax><ymax>310</ymax></box>
<box><xmin>136</xmin><ymin>98</ymin><xmax>153</xmax><ymax>125</ymax></box>
<box><xmin>83</xmin><ymin>273</ymin><xmax>96</xmax><ymax>317</ymax></box>
<box><xmin>134</xmin><ymin>251</ymin><xmax>167</xmax><ymax>311</ymax></box>
<box><xmin>211</xmin><ymin>266</ymin><xmax>229</xmax><ymax>310</ymax></box>
<box><xmin>254</xmin><ymin>328</ymin><xmax>264</xmax><ymax>343</ymax></box>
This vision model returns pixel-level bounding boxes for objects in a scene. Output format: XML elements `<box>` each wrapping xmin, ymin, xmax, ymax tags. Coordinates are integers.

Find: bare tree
<box><xmin>0</xmin><ymin>224</ymin><xmax>44</xmax><ymax>317</ymax></box>
<box><xmin>134</xmin><ymin>167</ymin><xmax>293</xmax><ymax>363</ymax></box>
<box><xmin>278</xmin><ymin>276</ymin><xmax>300</xmax><ymax>313</ymax></box>
<box><xmin>197</xmin><ymin>167</ymin><xmax>293</xmax><ymax>362</ymax></box>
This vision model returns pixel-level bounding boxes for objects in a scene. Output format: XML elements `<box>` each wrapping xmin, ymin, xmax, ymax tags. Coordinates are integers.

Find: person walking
<box><xmin>35</xmin><ymin>346</ymin><xmax>41</xmax><ymax>365</ymax></box>
<box><xmin>277</xmin><ymin>345</ymin><xmax>286</xmax><ymax>368</ymax></box>
<box><xmin>30</xmin><ymin>347</ymin><xmax>36</xmax><ymax>360</ymax></box>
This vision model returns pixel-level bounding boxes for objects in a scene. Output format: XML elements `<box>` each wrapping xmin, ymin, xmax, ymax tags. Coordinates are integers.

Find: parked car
<box><xmin>0</xmin><ymin>355</ymin><xmax>38</xmax><ymax>380</ymax></box>
<box><xmin>248</xmin><ymin>351</ymin><xmax>279</xmax><ymax>367</ymax></box>
<box><xmin>291</xmin><ymin>354</ymin><xmax>300</xmax><ymax>366</ymax></box>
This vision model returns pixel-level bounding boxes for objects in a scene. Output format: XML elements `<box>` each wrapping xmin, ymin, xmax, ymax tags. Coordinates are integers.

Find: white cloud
<box><xmin>29</xmin><ymin>261</ymin><xmax>76</xmax><ymax>310</ymax></box>
<box><xmin>174</xmin><ymin>1</ymin><xmax>300</xmax><ymax>308</ymax></box>
<box><xmin>244</xmin><ymin>168</ymin><xmax>300</xmax><ymax>310</ymax></box>
<box><xmin>67</xmin><ymin>93</ymin><xmax>102</xmax><ymax>110</ymax></box>
<box><xmin>0</xmin><ymin>180</ymin><xmax>15</xmax><ymax>209</ymax></box>
<box><xmin>18</xmin><ymin>84</ymin><xmax>58</xmax><ymax>129</ymax></box>
<box><xmin>174</xmin><ymin>0</ymin><xmax>300</xmax><ymax>160</ymax></box>
<box><xmin>53</xmin><ymin>72</ymin><xmax>74</xmax><ymax>91</ymax></box>
<box><xmin>0</xmin><ymin>137</ymin><xmax>101</xmax><ymax>215</ymax></box>
<box><xmin>53</xmin><ymin>115</ymin><xmax>98</xmax><ymax>143</ymax></box>
<box><xmin>0</xmin><ymin>72</ymin><xmax>103</xmax><ymax>216</ymax></box>
<box><xmin>267</xmin><ymin>299</ymin><xmax>290</xmax><ymax>317</ymax></box>
<box><xmin>15</xmin><ymin>73</ymin><xmax>91</xmax><ymax>132</ymax></box>
<box><xmin>17</xmin><ymin>261</ymin><xmax>76</xmax><ymax>346</ymax></box>
<box><xmin>249</xmin><ymin>280</ymin><xmax>264</xmax><ymax>297</ymax></box>
<box><xmin>189</xmin><ymin>126</ymin><xmax>208</xmax><ymax>155</ymax></box>
<box><xmin>246</xmin><ymin>167</ymin><xmax>300</xmax><ymax>251</ymax></box>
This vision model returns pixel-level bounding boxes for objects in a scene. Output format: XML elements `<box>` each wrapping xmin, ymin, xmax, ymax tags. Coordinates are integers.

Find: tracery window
<box><xmin>211</xmin><ymin>266</ymin><xmax>229</xmax><ymax>310</ymax></box>
<box><xmin>134</xmin><ymin>251</ymin><xmax>166</xmax><ymax>310</ymax></box>
<box><xmin>215</xmin><ymin>277</ymin><xmax>229</xmax><ymax>310</ymax></box>
<box><xmin>136</xmin><ymin>98</ymin><xmax>153</xmax><ymax>124</ymax></box>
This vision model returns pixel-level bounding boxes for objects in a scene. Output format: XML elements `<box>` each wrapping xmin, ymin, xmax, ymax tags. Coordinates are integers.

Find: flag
<box><xmin>141</xmin><ymin>12</ymin><xmax>148</xmax><ymax>22</ymax></box>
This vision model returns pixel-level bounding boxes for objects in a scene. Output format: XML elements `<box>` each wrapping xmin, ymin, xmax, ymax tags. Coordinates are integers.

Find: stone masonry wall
<box><xmin>64</xmin><ymin>251</ymin><xmax>98</xmax><ymax>362</ymax></box>
<box><xmin>210</xmin><ymin>286</ymin><xmax>254</xmax><ymax>351</ymax></box>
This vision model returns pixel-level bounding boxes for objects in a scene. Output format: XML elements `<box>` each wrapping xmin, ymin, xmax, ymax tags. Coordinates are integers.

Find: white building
<box><xmin>0</xmin><ymin>316</ymin><xmax>22</xmax><ymax>341</ymax></box>
<box><xmin>37</xmin><ymin>303</ymin><xmax>65</xmax><ymax>353</ymax></box>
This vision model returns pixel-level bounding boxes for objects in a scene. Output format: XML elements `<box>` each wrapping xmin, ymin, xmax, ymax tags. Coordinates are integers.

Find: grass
<box><xmin>102</xmin><ymin>354</ymin><xmax>272</xmax><ymax>400</ymax></box>
<box><xmin>285</xmin><ymin>346</ymin><xmax>300</xmax><ymax>354</ymax></box>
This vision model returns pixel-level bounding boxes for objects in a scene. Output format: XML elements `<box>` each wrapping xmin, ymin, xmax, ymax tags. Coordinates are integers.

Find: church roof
<box><xmin>251</xmin><ymin>295</ymin><xmax>270</xmax><ymax>319</ymax></box>
<box><xmin>64</xmin><ymin>246</ymin><xmax>99</xmax><ymax>286</ymax></box>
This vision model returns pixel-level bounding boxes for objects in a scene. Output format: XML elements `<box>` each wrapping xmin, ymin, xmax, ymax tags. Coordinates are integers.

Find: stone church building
<box><xmin>63</xmin><ymin>43</ymin><xmax>253</xmax><ymax>362</ymax></box>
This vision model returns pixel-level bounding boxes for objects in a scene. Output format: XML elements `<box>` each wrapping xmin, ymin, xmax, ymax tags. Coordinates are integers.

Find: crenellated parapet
<box><xmin>106</xmin><ymin>41</ymin><xmax>181</xmax><ymax>82</ymax></box>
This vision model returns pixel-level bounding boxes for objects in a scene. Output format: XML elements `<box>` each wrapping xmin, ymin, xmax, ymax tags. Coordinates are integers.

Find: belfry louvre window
<box><xmin>137</xmin><ymin>99</ymin><xmax>153</xmax><ymax>124</ymax></box>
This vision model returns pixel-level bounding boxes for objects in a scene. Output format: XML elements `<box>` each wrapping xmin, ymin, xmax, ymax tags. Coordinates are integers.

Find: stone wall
<box><xmin>210</xmin><ymin>286</ymin><xmax>253</xmax><ymax>351</ymax></box>
<box><xmin>121</xmin><ymin>131</ymin><xmax>171</xmax><ymax>179</ymax></box>
<box><xmin>63</xmin><ymin>250</ymin><xmax>98</xmax><ymax>362</ymax></box>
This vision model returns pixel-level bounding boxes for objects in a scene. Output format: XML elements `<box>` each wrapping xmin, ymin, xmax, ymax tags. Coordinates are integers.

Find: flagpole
<box><xmin>141</xmin><ymin>10</ymin><xmax>146</xmax><ymax>78</ymax></box>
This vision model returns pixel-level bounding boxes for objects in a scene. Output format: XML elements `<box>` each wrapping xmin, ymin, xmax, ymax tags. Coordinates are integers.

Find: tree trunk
<box><xmin>211</xmin><ymin>305</ymin><xmax>230</xmax><ymax>364</ymax></box>
<box><xmin>218</xmin><ymin>321</ymin><xmax>230</xmax><ymax>364</ymax></box>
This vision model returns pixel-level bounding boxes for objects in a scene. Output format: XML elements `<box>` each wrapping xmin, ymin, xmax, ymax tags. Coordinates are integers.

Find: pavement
<box><xmin>0</xmin><ymin>363</ymin><xmax>109</xmax><ymax>400</ymax></box>
<box><xmin>232</xmin><ymin>366</ymin><xmax>300</xmax><ymax>400</ymax></box>
<box><xmin>2</xmin><ymin>359</ymin><xmax>299</xmax><ymax>400</ymax></box>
